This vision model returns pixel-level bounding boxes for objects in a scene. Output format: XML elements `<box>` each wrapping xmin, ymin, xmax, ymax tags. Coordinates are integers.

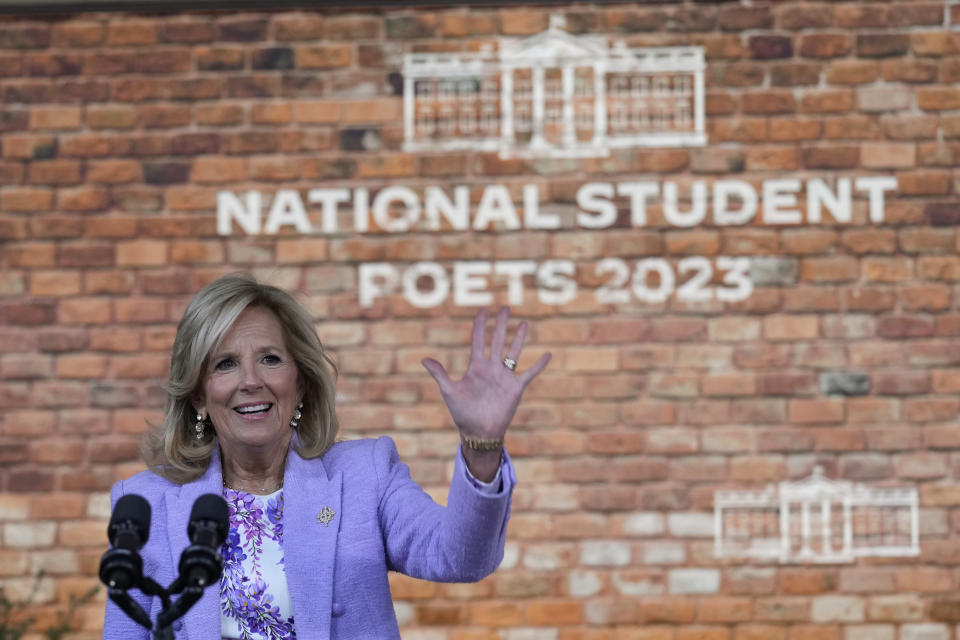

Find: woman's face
<box><xmin>196</xmin><ymin>306</ymin><xmax>300</xmax><ymax>455</ymax></box>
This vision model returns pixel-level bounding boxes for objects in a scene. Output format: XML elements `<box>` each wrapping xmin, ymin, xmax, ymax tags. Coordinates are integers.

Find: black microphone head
<box><xmin>188</xmin><ymin>494</ymin><xmax>229</xmax><ymax>547</ymax></box>
<box><xmin>108</xmin><ymin>494</ymin><xmax>151</xmax><ymax>548</ymax></box>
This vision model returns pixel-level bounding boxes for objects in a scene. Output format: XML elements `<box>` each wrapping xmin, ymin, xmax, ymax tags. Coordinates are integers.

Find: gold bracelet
<box><xmin>460</xmin><ymin>435</ymin><xmax>504</xmax><ymax>451</ymax></box>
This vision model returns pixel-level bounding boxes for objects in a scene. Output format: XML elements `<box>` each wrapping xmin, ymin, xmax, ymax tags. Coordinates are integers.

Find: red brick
<box><xmin>781</xmin><ymin>286</ymin><xmax>838</xmax><ymax>312</ymax></box>
<box><xmin>823</xmin><ymin>115</ymin><xmax>879</xmax><ymax>140</ymax></box>
<box><xmin>799</xmin><ymin>90</ymin><xmax>854</xmax><ymax>114</ymax></box>
<box><xmin>897</xmin><ymin>170</ymin><xmax>951</xmax><ymax>195</ymax></box>
<box><xmin>268</xmin><ymin>12</ymin><xmax>323</xmax><ymax>40</ymax></box>
<box><xmin>882</xmin><ymin>58</ymin><xmax>939</xmax><ymax>84</ymax></box>
<box><xmin>789</xmin><ymin>399</ymin><xmax>844</xmax><ymax>424</ymax></box>
<box><xmin>115</xmin><ymin>239</ymin><xmax>168</xmax><ymax>266</ymax></box>
<box><xmin>840</xmin><ymin>229</ymin><xmax>896</xmax><ymax>254</ymax></box>
<box><xmin>767</xmin><ymin>118</ymin><xmax>821</xmax><ymax>142</ymax></box>
<box><xmin>802</xmin><ymin>146</ymin><xmax>859</xmax><ymax>169</ymax></box>
<box><xmin>57</xmin><ymin>298</ymin><xmax>111</xmax><ymax>324</ymax></box>
<box><xmin>251</xmin><ymin>103</ymin><xmax>292</xmax><ymax>125</ymax></box>
<box><xmin>763</xmin><ymin>315</ymin><xmax>818</xmax><ymax>341</ymax></box>
<box><xmin>28</xmin><ymin>106</ymin><xmax>82</xmax><ymax>130</ymax></box>
<box><xmin>639</xmin><ymin>598</ymin><xmax>695</xmax><ymax>624</ymax></box>
<box><xmin>52</xmin><ymin>21</ymin><xmax>104</xmax><ymax>47</ymax></box>
<box><xmin>29</xmin><ymin>270</ymin><xmax>81</xmax><ymax>297</ymax></box>
<box><xmin>862</xmin><ymin>257</ymin><xmax>913</xmax><ymax>282</ymax></box>
<box><xmin>194</xmin><ymin>104</ymin><xmax>244</xmax><ymax>126</ymax></box>
<box><xmin>745</xmin><ymin>146</ymin><xmax>799</xmax><ymax>171</ymax></box>
<box><xmin>826</xmin><ymin>60</ymin><xmax>880</xmax><ymax>85</ymax></box>
<box><xmin>800</xmin><ymin>257</ymin><xmax>858</xmax><ymax>283</ymax></box>
<box><xmin>918</xmin><ymin>88</ymin><xmax>960</xmax><ymax>111</ymax></box>
<box><xmin>900</xmin><ymin>226</ymin><xmax>953</xmax><ymax>254</ymax></box>
<box><xmin>35</xmin><ymin>329</ymin><xmax>86</xmax><ymax>353</ymax></box>
<box><xmin>693</xmin><ymin>600</ymin><xmax>752</xmax><ymax>625</ymax></box>
<box><xmin>932</xmin><ymin>369</ymin><xmax>960</xmax><ymax>393</ymax></box>
<box><xmin>86</xmin><ymin>159</ymin><xmax>142</xmax><ymax>184</ymax></box>
<box><xmin>106</xmin><ymin>20</ymin><xmax>157</xmax><ymax>45</ymax></box>
<box><xmin>115</xmin><ymin>298</ymin><xmax>167</xmax><ymax>323</ymax></box>
<box><xmin>139</xmin><ymin>104</ymin><xmax>191</xmax><ymax>129</ymax></box>
<box><xmin>911</xmin><ymin>32</ymin><xmax>960</xmax><ymax>56</ymax></box>
<box><xmin>906</xmin><ymin>397</ymin><xmax>960</xmax><ymax>422</ymax></box>
<box><xmin>877</xmin><ymin>315</ymin><xmax>935</xmax><ymax>339</ymax></box>
<box><xmin>749</xmin><ymin>36</ymin><xmax>793</xmax><ymax>60</ymax></box>
<box><xmin>800</xmin><ymin>34</ymin><xmax>852</xmax><ymax>58</ymax></box>
<box><xmin>900</xmin><ymin>284</ymin><xmax>951</xmax><ymax>311</ymax></box>
<box><xmin>702</xmin><ymin>373</ymin><xmax>756</xmax><ymax>397</ymax></box>
<box><xmin>57</xmin><ymin>243</ymin><xmax>112</xmax><ymax>267</ymax></box>
<box><xmin>649</xmin><ymin>318</ymin><xmax>707</xmax><ymax>343</ymax></box>
<box><xmin>0</xmin><ymin>300</ymin><xmax>56</xmax><ymax>325</ymax></box>
<box><xmin>1</xmin><ymin>133</ymin><xmax>56</xmax><ymax>159</ymax></box>
<box><xmin>166</xmin><ymin>186</ymin><xmax>217</xmax><ymax>211</ymax></box>
<box><xmin>89</xmin><ymin>328</ymin><xmax>141</xmax><ymax>352</ymax></box>
<box><xmin>27</xmin><ymin>160</ymin><xmax>82</xmax><ymax>185</ymax></box>
<box><xmin>895</xmin><ymin>568</ymin><xmax>953</xmax><ymax>592</ymax></box>
<box><xmin>57</xmin><ymin>186</ymin><xmax>110</xmax><ymax>212</ymax></box>
<box><xmin>742</xmin><ymin>91</ymin><xmax>795</xmax><ymax>114</ymax></box>
<box><xmin>812</xmin><ymin>427</ymin><xmax>865</xmax><ymax>451</ymax></box>
<box><xmin>871</xmin><ymin>371</ymin><xmax>930</xmax><ymax>395</ymax></box>
<box><xmin>84</xmin><ymin>216</ymin><xmax>138</xmax><ymax>239</ymax></box>
<box><xmin>1</xmin><ymin>187</ymin><xmax>52</xmax><ymax>212</ymax></box>
<box><xmin>7</xmin><ymin>469</ymin><xmax>55</xmax><ymax>492</ymax></box>
<box><xmin>296</xmin><ymin>44</ymin><xmax>351</xmax><ymax>69</ymax></box>
<box><xmin>84</xmin><ymin>271</ymin><xmax>136</xmax><ymax>295</ymax></box>
<box><xmin>861</xmin><ymin>143</ymin><xmax>916</xmax><ymax>169</ymax></box>
<box><xmin>847</xmin><ymin>398</ymin><xmax>899</xmax><ymax>424</ymax></box>
<box><xmin>58</xmin><ymin>134</ymin><xmax>112</xmax><ymax>157</ymax></box>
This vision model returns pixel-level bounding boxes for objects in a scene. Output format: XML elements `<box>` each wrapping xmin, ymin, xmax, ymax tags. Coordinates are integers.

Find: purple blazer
<box><xmin>102</xmin><ymin>436</ymin><xmax>515</xmax><ymax>640</ymax></box>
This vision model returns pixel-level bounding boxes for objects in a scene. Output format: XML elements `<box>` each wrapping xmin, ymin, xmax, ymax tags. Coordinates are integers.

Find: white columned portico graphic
<box><xmin>403</xmin><ymin>15</ymin><xmax>707</xmax><ymax>159</ymax></box>
<box><xmin>714</xmin><ymin>467</ymin><xmax>919</xmax><ymax>564</ymax></box>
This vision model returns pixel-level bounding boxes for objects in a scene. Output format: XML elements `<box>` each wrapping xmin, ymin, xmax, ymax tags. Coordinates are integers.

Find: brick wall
<box><xmin>2</xmin><ymin>2</ymin><xmax>960</xmax><ymax>638</ymax></box>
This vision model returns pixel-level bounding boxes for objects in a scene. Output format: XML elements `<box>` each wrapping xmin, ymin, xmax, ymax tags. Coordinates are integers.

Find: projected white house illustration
<box><xmin>403</xmin><ymin>15</ymin><xmax>706</xmax><ymax>159</ymax></box>
<box><xmin>715</xmin><ymin>467</ymin><xmax>919</xmax><ymax>564</ymax></box>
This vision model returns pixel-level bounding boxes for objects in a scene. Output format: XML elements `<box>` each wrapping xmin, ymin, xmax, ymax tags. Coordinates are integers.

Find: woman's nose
<box><xmin>239</xmin><ymin>362</ymin><xmax>264</xmax><ymax>390</ymax></box>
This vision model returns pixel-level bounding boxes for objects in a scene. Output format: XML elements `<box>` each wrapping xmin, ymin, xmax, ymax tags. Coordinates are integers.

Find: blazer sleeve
<box><xmin>101</xmin><ymin>479</ymin><xmax>153</xmax><ymax>640</ymax></box>
<box><xmin>374</xmin><ymin>435</ymin><xmax>515</xmax><ymax>583</ymax></box>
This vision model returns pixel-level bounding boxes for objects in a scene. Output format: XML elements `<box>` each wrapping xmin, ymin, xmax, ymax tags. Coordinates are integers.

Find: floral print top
<box><xmin>220</xmin><ymin>488</ymin><xmax>296</xmax><ymax>640</ymax></box>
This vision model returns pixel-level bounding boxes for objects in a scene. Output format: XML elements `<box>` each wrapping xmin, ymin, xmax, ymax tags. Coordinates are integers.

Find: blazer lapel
<box><xmin>165</xmin><ymin>447</ymin><xmax>223</xmax><ymax>640</ymax></box>
<box><xmin>283</xmin><ymin>448</ymin><xmax>343</xmax><ymax>640</ymax></box>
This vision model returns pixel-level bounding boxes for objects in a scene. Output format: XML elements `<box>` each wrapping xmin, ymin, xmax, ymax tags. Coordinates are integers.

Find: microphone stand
<box><xmin>107</xmin><ymin>575</ymin><xmax>210</xmax><ymax>640</ymax></box>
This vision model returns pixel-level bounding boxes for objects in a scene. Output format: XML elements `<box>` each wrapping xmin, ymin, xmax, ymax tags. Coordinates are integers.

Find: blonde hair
<box><xmin>143</xmin><ymin>273</ymin><xmax>339</xmax><ymax>484</ymax></box>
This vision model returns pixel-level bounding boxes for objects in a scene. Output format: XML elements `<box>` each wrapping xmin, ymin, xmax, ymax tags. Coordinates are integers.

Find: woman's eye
<box><xmin>214</xmin><ymin>358</ymin><xmax>236</xmax><ymax>371</ymax></box>
<box><xmin>262</xmin><ymin>354</ymin><xmax>281</xmax><ymax>365</ymax></box>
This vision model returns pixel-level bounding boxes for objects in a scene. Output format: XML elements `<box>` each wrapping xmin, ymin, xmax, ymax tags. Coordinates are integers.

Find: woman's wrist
<box><xmin>460</xmin><ymin>439</ymin><xmax>502</xmax><ymax>484</ymax></box>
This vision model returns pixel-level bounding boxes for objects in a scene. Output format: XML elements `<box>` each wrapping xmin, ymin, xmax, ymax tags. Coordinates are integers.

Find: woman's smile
<box><xmin>234</xmin><ymin>402</ymin><xmax>273</xmax><ymax>418</ymax></box>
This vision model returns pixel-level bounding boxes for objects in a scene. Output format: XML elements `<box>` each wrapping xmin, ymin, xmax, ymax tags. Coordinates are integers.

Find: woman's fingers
<box><xmin>469</xmin><ymin>308</ymin><xmax>487</xmax><ymax>364</ymax></box>
<box><xmin>519</xmin><ymin>352</ymin><xmax>552</xmax><ymax>387</ymax></box>
<box><xmin>489</xmin><ymin>307</ymin><xmax>509</xmax><ymax>361</ymax></box>
<box><xmin>505</xmin><ymin>320</ymin><xmax>528</xmax><ymax>364</ymax></box>
<box><xmin>421</xmin><ymin>357</ymin><xmax>453</xmax><ymax>395</ymax></box>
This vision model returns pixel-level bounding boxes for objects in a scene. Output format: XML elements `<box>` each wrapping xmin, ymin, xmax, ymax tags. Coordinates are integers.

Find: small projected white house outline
<box><xmin>714</xmin><ymin>466</ymin><xmax>919</xmax><ymax>564</ymax></box>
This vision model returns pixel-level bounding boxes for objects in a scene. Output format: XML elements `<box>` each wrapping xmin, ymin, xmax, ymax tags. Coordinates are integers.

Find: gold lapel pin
<box><xmin>317</xmin><ymin>506</ymin><xmax>336</xmax><ymax>526</ymax></box>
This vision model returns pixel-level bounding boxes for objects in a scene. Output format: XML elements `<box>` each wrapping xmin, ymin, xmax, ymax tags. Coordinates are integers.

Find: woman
<box><xmin>101</xmin><ymin>274</ymin><xmax>550</xmax><ymax>640</ymax></box>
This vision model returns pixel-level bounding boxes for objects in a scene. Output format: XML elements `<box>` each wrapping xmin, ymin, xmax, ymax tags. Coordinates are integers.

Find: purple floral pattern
<box><xmin>220</xmin><ymin>488</ymin><xmax>296</xmax><ymax>639</ymax></box>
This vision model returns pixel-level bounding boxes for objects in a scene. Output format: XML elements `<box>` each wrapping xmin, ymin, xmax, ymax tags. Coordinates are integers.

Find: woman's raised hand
<box><xmin>422</xmin><ymin>307</ymin><xmax>551</xmax><ymax>446</ymax></box>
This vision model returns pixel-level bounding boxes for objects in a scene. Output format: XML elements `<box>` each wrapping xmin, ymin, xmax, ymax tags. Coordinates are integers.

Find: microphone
<box><xmin>99</xmin><ymin>494</ymin><xmax>151</xmax><ymax>591</ymax></box>
<box><xmin>178</xmin><ymin>494</ymin><xmax>228</xmax><ymax>588</ymax></box>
